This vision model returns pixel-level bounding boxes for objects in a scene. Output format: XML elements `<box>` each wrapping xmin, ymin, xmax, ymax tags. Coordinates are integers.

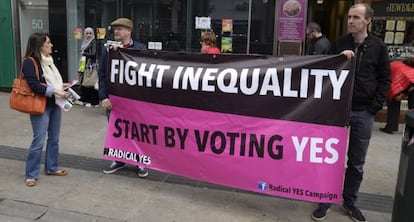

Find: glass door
<box><xmin>18</xmin><ymin>0</ymin><xmax>49</xmax><ymax>58</ymax></box>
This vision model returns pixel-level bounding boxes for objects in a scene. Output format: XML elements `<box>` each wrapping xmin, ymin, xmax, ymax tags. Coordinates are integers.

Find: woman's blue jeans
<box><xmin>26</xmin><ymin>104</ymin><xmax>62</xmax><ymax>179</ymax></box>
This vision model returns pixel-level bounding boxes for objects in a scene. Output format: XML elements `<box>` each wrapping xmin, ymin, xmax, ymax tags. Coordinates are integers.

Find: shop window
<box><xmin>18</xmin><ymin>0</ymin><xmax>49</xmax><ymax>58</ymax></box>
<box><xmin>249</xmin><ymin>0</ymin><xmax>275</xmax><ymax>55</ymax></box>
<box><xmin>371</xmin><ymin>0</ymin><xmax>414</xmax><ymax>61</ymax></box>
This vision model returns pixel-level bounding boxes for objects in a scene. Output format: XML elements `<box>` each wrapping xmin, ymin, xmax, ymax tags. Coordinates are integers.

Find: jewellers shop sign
<box><xmin>372</xmin><ymin>0</ymin><xmax>414</xmax><ymax>17</ymax></box>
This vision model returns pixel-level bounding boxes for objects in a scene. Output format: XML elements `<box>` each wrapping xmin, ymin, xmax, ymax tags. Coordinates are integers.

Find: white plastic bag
<box><xmin>94</xmin><ymin>79</ymin><xmax>99</xmax><ymax>90</ymax></box>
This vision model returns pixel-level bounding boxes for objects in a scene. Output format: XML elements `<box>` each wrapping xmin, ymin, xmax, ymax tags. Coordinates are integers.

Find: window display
<box><xmin>371</xmin><ymin>0</ymin><xmax>414</xmax><ymax>60</ymax></box>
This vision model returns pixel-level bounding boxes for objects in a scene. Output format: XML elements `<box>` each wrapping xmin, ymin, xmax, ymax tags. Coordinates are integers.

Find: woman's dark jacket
<box><xmin>22</xmin><ymin>58</ymin><xmax>55</xmax><ymax>106</ymax></box>
<box><xmin>82</xmin><ymin>39</ymin><xmax>97</xmax><ymax>65</ymax></box>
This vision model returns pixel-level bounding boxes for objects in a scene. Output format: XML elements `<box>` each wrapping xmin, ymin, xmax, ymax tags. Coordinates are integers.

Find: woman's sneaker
<box><xmin>103</xmin><ymin>161</ymin><xmax>126</xmax><ymax>174</ymax></box>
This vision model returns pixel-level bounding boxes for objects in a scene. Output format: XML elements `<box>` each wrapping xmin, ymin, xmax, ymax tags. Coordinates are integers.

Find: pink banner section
<box><xmin>104</xmin><ymin>95</ymin><xmax>348</xmax><ymax>204</ymax></box>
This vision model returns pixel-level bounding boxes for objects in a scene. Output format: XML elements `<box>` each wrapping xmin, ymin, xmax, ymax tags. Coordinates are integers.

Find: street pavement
<box><xmin>0</xmin><ymin>92</ymin><xmax>402</xmax><ymax>222</ymax></box>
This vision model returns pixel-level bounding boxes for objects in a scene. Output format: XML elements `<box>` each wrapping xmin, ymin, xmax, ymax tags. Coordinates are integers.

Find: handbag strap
<box><xmin>20</xmin><ymin>57</ymin><xmax>40</xmax><ymax>81</ymax></box>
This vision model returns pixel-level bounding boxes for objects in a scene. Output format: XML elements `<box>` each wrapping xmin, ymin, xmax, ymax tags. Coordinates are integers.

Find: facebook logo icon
<box><xmin>258</xmin><ymin>181</ymin><xmax>267</xmax><ymax>191</ymax></box>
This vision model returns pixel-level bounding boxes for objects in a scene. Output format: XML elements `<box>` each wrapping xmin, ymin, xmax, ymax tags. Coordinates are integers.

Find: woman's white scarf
<box><xmin>40</xmin><ymin>54</ymin><xmax>63</xmax><ymax>90</ymax></box>
<box><xmin>80</xmin><ymin>27</ymin><xmax>95</xmax><ymax>52</ymax></box>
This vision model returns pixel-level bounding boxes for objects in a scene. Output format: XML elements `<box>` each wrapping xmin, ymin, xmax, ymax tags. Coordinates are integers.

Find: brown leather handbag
<box><xmin>9</xmin><ymin>57</ymin><xmax>46</xmax><ymax>115</ymax></box>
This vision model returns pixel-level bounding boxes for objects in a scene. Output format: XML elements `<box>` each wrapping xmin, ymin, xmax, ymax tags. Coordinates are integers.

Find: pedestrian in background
<box><xmin>98</xmin><ymin>18</ymin><xmax>149</xmax><ymax>178</ymax></box>
<box><xmin>311</xmin><ymin>3</ymin><xmax>390</xmax><ymax>222</ymax></box>
<box><xmin>200</xmin><ymin>30</ymin><xmax>221</xmax><ymax>54</ymax></box>
<box><xmin>380</xmin><ymin>57</ymin><xmax>414</xmax><ymax>134</ymax></box>
<box><xmin>305</xmin><ymin>22</ymin><xmax>331</xmax><ymax>55</ymax></box>
<box><xmin>78</xmin><ymin>27</ymin><xmax>99</xmax><ymax>107</ymax></box>
<box><xmin>23</xmin><ymin>32</ymin><xmax>69</xmax><ymax>187</ymax></box>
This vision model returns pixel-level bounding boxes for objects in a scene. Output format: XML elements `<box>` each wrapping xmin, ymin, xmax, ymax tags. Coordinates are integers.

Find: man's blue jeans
<box><xmin>319</xmin><ymin>109</ymin><xmax>374</xmax><ymax>208</ymax></box>
<box><xmin>343</xmin><ymin>109</ymin><xmax>374</xmax><ymax>206</ymax></box>
<box><xmin>26</xmin><ymin>104</ymin><xmax>62</xmax><ymax>179</ymax></box>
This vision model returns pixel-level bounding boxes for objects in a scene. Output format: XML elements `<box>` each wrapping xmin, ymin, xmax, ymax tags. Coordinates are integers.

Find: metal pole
<box><xmin>185</xmin><ymin>0</ymin><xmax>192</xmax><ymax>51</ymax></box>
<box><xmin>11</xmin><ymin>0</ymin><xmax>21</xmax><ymax>74</ymax></box>
<box><xmin>246</xmin><ymin>0</ymin><xmax>252</xmax><ymax>54</ymax></box>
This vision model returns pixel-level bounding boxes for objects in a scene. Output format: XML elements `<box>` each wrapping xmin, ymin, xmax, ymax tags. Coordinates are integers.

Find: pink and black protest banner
<box><xmin>103</xmin><ymin>49</ymin><xmax>354</xmax><ymax>204</ymax></box>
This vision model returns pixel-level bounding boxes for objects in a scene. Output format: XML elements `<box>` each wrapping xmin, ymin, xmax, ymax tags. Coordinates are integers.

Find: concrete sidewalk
<box><xmin>0</xmin><ymin>92</ymin><xmax>401</xmax><ymax>222</ymax></box>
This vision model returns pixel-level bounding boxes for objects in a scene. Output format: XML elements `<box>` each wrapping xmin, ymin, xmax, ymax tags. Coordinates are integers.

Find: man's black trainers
<box><xmin>343</xmin><ymin>204</ymin><xmax>366</xmax><ymax>222</ymax></box>
<box><xmin>102</xmin><ymin>161</ymin><xmax>126</xmax><ymax>174</ymax></box>
<box><xmin>137</xmin><ymin>166</ymin><xmax>149</xmax><ymax>178</ymax></box>
<box><xmin>311</xmin><ymin>204</ymin><xmax>331</xmax><ymax>221</ymax></box>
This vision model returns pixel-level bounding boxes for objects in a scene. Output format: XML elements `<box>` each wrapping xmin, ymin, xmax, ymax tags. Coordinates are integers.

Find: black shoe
<box><xmin>102</xmin><ymin>161</ymin><xmax>126</xmax><ymax>174</ymax></box>
<box><xmin>137</xmin><ymin>166</ymin><xmax>149</xmax><ymax>178</ymax></box>
<box><xmin>311</xmin><ymin>204</ymin><xmax>331</xmax><ymax>221</ymax></box>
<box><xmin>379</xmin><ymin>127</ymin><xmax>393</xmax><ymax>134</ymax></box>
<box><xmin>343</xmin><ymin>204</ymin><xmax>366</xmax><ymax>222</ymax></box>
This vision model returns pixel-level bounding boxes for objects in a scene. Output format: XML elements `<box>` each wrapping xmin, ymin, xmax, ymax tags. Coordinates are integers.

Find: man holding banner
<box><xmin>98</xmin><ymin>18</ymin><xmax>149</xmax><ymax>178</ymax></box>
<box><xmin>311</xmin><ymin>3</ymin><xmax>390</xmax><ymax>222</ymax></box>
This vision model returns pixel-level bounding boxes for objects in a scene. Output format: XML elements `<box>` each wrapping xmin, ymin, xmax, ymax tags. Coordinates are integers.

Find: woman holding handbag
<box><xmin>78</xmin><ymin>27</ymin><xmax>99</xmax><ymax>107</ymax></box>
<box><xmin>23</xmin><ymin>32</ymin><xmax>69</xmax><ymax>187</ymax></box>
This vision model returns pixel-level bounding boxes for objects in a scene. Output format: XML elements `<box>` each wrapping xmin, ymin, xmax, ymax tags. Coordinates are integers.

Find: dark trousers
<box><xmin>384</xmin><ymin>93</ymin><xmax>414</xmax><ymax>131</ymax></box>
<box><xmin>80</xmin><ymin>86</ymin><xmax>99</xmax><ymax>105</ymax></box>
<box><xmin>105</xmin><ymin>109</ymin><xmax>132</xmax><ymax>166</ymax></box>
<box><xmin>319</xmin><ymin>110</ymin><xmax>374</xmax><ymax>208</ymax></box>
<box><xmin>342</xmin><ymin>110</ymin><xmax>374</xmax><ymax>206</ymax></box>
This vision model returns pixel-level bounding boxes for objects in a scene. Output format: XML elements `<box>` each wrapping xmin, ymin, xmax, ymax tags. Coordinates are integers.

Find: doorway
<box><xmin>18</xmin><ymin>0</ymin><xmax>49</xmax><ymax>59</ymax></box>
<box><xmin>307</xmin><ymin>0</ymin><xmax>353</xmax><ymax>43</ymax></box>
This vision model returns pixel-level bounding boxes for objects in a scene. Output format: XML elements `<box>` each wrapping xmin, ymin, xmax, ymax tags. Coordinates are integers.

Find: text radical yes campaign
<box><xmin>103</xmin><ymin>49</ymin><xmax>354</xmax><ymax>204</ymax></box>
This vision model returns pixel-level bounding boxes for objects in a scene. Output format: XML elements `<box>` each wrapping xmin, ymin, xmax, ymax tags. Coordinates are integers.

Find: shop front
<box><xmin>12</xmin><ymin>0</ymin><xmax>277</xmax><ymax>82</ymax></box>
<box><xmin>370</xmin><ymin>0</ymin><xmax>414</xmax><ymax>61</ymax></box>
<box><xmin>11</xmin><ymin>0</ymin><xmax>374</xmax><ymax>85</ymax></box>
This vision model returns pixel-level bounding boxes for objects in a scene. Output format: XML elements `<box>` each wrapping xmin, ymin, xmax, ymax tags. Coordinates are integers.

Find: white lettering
<box><xmin>240</xmin><ymin>68</ymin><xmax>260</xmax><ymax>95</ymax></box>
<box><xmin>260</xmin><ymin>68</ymin><xmax>281</xmax><ymax>96</ymax></box>
<box><xmin>300</xmin><ymin>69</ymin><xmax>309</xmax><ymax>98</ymax></box>
<box><xmin>155</xmin><ymin>65</ymin><xmax>170</xmax><ymax>88</ymax></box>
<box><xmin>173</xmin><ymin>66</ymin><xmax>184</xmax><ymax>89</ymax></box>
<box><xmin>182</xmin><ymin>67</ymin><xmax>203</xmax><ymax>90</ymax></box>
<box><xmin>330</xmin><ymin>70</ymin><xmax>349</xmax><ymax>100</ymax></box>
<box><xmin>110</xmin><ymin>58</ymin><xmax>350</xmax><ymax>101</ymax></box>
<box><xmin>310</xmin><ymin>69</ymin><xmax>329</xmax><ymax>99</ymax></box>
<box><xmin>125</xmin><ymin>61</ymin><xmax>138</xmax><ymax>85</ymax></box>
<box><xmin>138</xmin><ymin>63</ymin><xmax>156</xmax><ymax>87</ymax></box>
<box><xmin>202</xmin><ymin>68</ymin><xmax>219</xmax><ymax>92</ymax></box>
<box><xmin>292</xmin><ymin>136</ymin><xmax>308</xmax><ymax>162</ymax></box>
<box><xmin>292</xmin><ymin>136</ymin><xmax>339</xmax><ymax>164</ymax></box>
<box><xmin>217</xmin><ymin>68</ymin><xmax>238</xmax><ymax>93</ymax></box>
<box><xmin>283</xmin><ymin>68</ymin><xmax>298</xmax><ymax>97</ymax></box>
<box><xmin>324</xmin><ymin>138</ymin><xmax>339</xmax><ymax>164</ymax></box>
<box><xmin>309</xmin><ymin>137</ymin><xmax>324</xmax><ymax>163</ymax></box>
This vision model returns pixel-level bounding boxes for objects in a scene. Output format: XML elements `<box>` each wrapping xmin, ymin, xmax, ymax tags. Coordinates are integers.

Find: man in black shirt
<box><xmin>311</xmin><ymin>4</ymin><xmax>390</xmax><ymax>222</ymax></box>
<box><xmin>305</xmin><ymin>22</ymin><xmax>331</xmax><ymax>55</ymax></box>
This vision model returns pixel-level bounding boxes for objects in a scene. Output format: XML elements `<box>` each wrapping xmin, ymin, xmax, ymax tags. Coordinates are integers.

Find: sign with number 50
<box><xmin>32</xmin><ymin>19</ymin><xmax>43</xmax><ymax>30</ymax></box>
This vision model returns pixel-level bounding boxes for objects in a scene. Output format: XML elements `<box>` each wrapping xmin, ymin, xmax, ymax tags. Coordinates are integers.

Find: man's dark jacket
<box><xmin>331</xmin><ymin>33</ymin><xmax>390</xmax><ymax>114</ymax></box>
<box><xmin>98</xmin><ymin>40</ymin><xmax>146</xmax><ymax>100</ymax></box>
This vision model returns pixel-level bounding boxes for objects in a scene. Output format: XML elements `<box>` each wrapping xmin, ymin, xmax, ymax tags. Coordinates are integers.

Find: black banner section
<box><xmin>106</xmin><ymin>49</ymin><xmax>354</xmax><ymax>126</ymax></box>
